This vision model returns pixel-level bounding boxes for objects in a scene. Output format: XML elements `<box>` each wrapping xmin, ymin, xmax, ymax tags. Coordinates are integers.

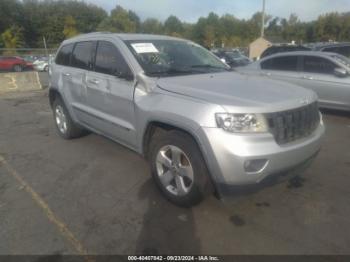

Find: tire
<box><xmin>149</xmin><ymin>130</ymin><xmax>213</xmax><ymax>207</ymax></box>
<box><xmin>52</xmin><ymin>97</ymin><xmax>87</xmax><ymax>139</ymax></box>
<box><xmin>13</xmin><ymin>65</ymin><xmax>23</xmax><ymax>72</ymax></box>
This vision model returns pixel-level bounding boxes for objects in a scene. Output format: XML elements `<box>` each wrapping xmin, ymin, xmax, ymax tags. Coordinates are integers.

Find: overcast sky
<box><xmin>85</xmin><ymin>0</ymin><xmax>349</xmax><ymax>22</ymax></box>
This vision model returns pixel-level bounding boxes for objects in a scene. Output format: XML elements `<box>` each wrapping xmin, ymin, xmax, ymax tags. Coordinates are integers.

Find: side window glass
<box><xmin>339</xmin><ymin>46</ymin><xmax>350</xmax><ymax>58</ymax></box>
<box><xmin>95</xmin><ymin>41</ymin><xmax>133</xmax><ymax>79</ymax></box>
<box><xmin>303</xmin><ymin>56</ymin><xmax>337</xmax><ymax>74</ymax></box>
<box><xmin>71</xmin><ymin>41</ymin><xmax>95</xmax><ymax>70</ymax></box>
<box><xmin>261</xmin><ymin>56</ymin><xmax>298</xmax><ymax>71</ymax></box>
<box><xmin>261</xmin><ymin>59</ymin><xmax>273</xmax><ymax>69</ymax></box>
<box><xmin>55</xmin><ymin>44</ymin><xmax>74</xmax><ymax>66</ymax></box>
<box><xmin>323</xmin><ymin>47</ymin><xmax>338</xmax><ymax>53</ymax></box>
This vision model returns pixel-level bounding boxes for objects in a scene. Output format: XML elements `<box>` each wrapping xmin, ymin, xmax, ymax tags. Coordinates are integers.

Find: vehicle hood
<box><xmin>156</xmin><ymin>71</ymin><xmax>317</xmax><ymax>113</ymax></box>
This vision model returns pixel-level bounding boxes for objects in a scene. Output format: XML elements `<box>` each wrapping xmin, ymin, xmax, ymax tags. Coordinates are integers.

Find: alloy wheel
<box><xmin>55</xmin><ymin>105</ymin><xmax>68</xmax><ymax>134</ymax></box>
<box><xmin>155</xmin><ymin>145</ymin><xmax>194</xmax><ymax>196</ymax></box>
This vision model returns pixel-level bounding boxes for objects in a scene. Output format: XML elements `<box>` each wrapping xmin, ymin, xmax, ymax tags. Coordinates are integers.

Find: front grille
<box><xmin>266</xmin><ymin>102</ymin><xmax>320</xmax><ymax>145</ymax></box>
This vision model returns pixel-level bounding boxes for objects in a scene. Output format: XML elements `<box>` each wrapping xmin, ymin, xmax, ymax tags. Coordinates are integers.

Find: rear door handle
<box><xmin>302</xmin><ymin>75</ymin><xmax>313</xmax><ymax>80</ymax></box>
<box><xmin>63</xmin><ymin>73</ymin><xmax>71</xmax><ymax>77</ymax></box>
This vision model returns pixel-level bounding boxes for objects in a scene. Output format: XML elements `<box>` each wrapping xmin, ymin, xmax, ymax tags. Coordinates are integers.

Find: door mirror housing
<box><xmin>116</xmin><ymin>70</ymin><xmax>134</xmax><ymax>81</ymax></box>
<box><xmin>334</xmin><ymin>68</ymin><xmax>348</xmax><ymax>78</ymax></box>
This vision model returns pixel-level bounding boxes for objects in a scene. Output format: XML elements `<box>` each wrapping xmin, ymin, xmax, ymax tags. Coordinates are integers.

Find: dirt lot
<box><xmin>0</xmin><ymin>89</ymin><xmax>350</xmax><ymax>256</ymax></box>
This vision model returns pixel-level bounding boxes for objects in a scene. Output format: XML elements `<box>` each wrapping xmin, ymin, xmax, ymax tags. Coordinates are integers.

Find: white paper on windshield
<box><xmin>131</xmin><ymin>43</ymin><xmax>159</xmax><ymax>54</ymax></box>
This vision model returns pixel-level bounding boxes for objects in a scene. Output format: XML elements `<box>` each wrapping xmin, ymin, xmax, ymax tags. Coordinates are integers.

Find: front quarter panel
<box><xmin>134</xmin><ymin>86</ymin><xmax>224</xmax><ymax>151</ymax></box>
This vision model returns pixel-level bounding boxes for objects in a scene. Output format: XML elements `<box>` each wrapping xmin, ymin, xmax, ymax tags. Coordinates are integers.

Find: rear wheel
<box><xmin>52</xmin><ymin>97</ymin><xmax>87</xmax><ymax>139</ymax></box>
<box><xmin>149</xmin><ymin>130</ymin><xmax>213</xmax><ymax>207</ymax></box>
<box><xmin>13</xmin><ymin>65</ymin><xmax>22</xmax><ymax>72</ymax></box>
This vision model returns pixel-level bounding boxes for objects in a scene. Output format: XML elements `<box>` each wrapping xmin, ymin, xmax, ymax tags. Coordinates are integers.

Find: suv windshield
<box><xmin>124</xmin><ymin>39</ymin><xmax>229</xmax><ymax>77</ymax></box>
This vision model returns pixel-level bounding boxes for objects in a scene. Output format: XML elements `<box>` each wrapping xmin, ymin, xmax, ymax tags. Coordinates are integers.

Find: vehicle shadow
<box><xmin>135</xmin><ymin>180</ymin><xmax>201</xmax><ymax>255</ymax></box>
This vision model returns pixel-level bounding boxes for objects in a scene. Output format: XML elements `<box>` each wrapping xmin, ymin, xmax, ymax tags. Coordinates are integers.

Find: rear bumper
<box><xmin>198</xmin><ymin>120</ymin><xmax>325</xmax><ymax>189</ymax></box>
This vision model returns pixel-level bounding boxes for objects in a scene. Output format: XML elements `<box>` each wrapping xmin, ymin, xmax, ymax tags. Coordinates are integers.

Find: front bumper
<box><xmin>199</xmin><ymin>121</ymin><xmax>325</xmax><ymax>187</ymax></box>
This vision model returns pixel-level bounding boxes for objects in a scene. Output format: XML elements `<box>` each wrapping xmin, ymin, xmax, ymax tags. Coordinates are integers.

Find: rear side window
<box><xmin>71</xmin><ymin>41</ymin><xmax>95</xmax><ymax>70</ymax></box>
<box><xmin>261</xmin><ymin>56</ymin><xmax>298</xmax><ymax>71</ymax></box>
<box><xmin>94</xmin><ymin>41</ymin><xmax>132</xmax><ymax>78</ymax></box>
<box><xmin>55</xmin><ymin>44</ymin><xmax>74</xmax><ymax>66</ymax></box>
<box><xmin>302</xmin><ymin>56</ymin><xmax>337</xmax><ymax>74</ymax></box>
<box><xmin>323</xmin><ymin>46</ymin><xmax>350</xmax><ymax>58</ymax></box>
<box><xmin>337</xmin><ymin>46</ymin><xmax>350</xmax><ymax>58</ymax></box>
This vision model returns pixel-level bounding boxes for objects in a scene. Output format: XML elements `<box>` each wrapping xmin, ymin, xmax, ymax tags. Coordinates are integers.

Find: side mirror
<box><xmin>220</xmin><ymin>58</ymin><xmax>227</xmax><ymax>64</ymax></box>
<box><xmin>116</xmin><ymin>70</ymin><xmax>134</xmax><ymax>81</ymax></box>
<box><xmin>334</xmin><ymin>68</ymin><xmax>348</xmax><ymax>78</ymax></box>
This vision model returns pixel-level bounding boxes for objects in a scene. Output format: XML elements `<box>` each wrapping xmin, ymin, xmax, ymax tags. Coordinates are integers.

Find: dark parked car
<box><xmin>212</xmin><ymin>49</ymin><xmax>252</xmax><ymax>67</ymax></box>
<box><xmin>311</xmin><ymin>42</ymin><xmax>350</xmax><ymax>58</ymax></box>
<box><xmin>260</xmin><ymin>45</ymin><xmax>311</xmax><ymax>59</ymax></box>
<box><xmin>0</xmin><ymin>56</ymin><xmax>33</xmax><ymax>72</ymax></box>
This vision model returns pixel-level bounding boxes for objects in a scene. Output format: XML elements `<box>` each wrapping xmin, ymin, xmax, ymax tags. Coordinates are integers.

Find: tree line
<box><xmin>1</xmin><ymin>0</ymin><xmax>350</xmax><ymax>51</ymax></box>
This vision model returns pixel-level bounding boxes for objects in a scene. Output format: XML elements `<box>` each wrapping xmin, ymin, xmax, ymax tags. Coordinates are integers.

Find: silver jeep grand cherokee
<box><xmin>49</xmin><ymin>33</ymin><xmax>325</xmax><ymax>207</ymax></box>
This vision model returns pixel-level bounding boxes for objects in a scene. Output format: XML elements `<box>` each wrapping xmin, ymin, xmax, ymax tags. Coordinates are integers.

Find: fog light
<box><xmin>244</xmin><ymin>159</ymin><xmax>268</xmax><ymax>174</ymax></box>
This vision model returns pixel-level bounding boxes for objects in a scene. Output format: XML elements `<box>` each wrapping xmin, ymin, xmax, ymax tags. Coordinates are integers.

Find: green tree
<box><xmin>1</xmin><ymin>25</ymin><xmax>25</xmax><ymax>53</ymax></box>
<box><xmin>141</xmin><ymin>18</ymin><xmax>163</xmax><ymax>34</ymax></box>
<box><xmin>63</xmin><ymin>16</ymin><xmax>79</xmax><ymax>39</ymax></box>
<box><xmin>164</xmin><ymin>15</ymin><xmax>184</xmax><ymax>36</ymax></box>
<box><xmin>98</xmin><ymin>5</ymin><xmax>137</xmax><ymax>33</ymax></box>
<box><xmin>0</xmin><ymin>0</ymin><xmax>23</xmax><ymax>34</ymax></box>
<box><xmin>280</xmin><ymin>14</ymin><xmax>307</xmax><ymax>43</ymax></box>
<box><xmin>128</xmin><ymin>10</ymin><xmax>141</xmax><ymax>32</ymax></box>
<box><xmin>315</xmin><ymin>12</ymin><xmax>344</xmax><ymax>41</ymax></box>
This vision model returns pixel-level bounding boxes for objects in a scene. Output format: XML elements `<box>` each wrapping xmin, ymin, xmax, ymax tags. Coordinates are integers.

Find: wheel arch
<box><xmin>49</xmin><ymin>88</ymin><xmax>62</xmax><ymax>108</ymax></box>
<box><xmin>142</xmin><ymin>120</ymin><xmax>219</xmax><ymax>195</ymax></box>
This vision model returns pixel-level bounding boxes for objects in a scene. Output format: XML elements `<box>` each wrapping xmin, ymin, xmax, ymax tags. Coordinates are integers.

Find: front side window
<box><xmin>94</xmin><ymin>41</ymin><xmax>132</xmax><ymax>78</ymax></box>
<box><xmin>124</xmin><ymin>39</ymin><xmax>229</xmax><ymax>77</ymax></box>
<box><xmin>303</xmin><ymin>56</ymin><xmax>337</xmax><ymax>74</ymax></box>
<box><xmin>71</xmin><ymin>41</ymin><xmax>95</xmax><ymax>70</ymax></box>
<box><xmin>55</xmin><ymin>44</ymin><xmax>74</xmax><ymax>66</ymax></box>
<box><xmin>261</xmin><ymin>56</ymin><xmax>298</xmax><ymax>71</ymax></box>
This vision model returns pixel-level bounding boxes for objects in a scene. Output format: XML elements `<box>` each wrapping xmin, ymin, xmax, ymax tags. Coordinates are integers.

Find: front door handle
<box><xmin>88</xmin><ymin>79</ymin><xmax>99</xmax><ymax>85</ymax></box>
<box><xmin>63</xmin><ymin>73</ymin><xmax>71</xmax><ymax>77</ymax></box>
<box><xmin>261</xmin><ymin>72</ymin><xmax>272</xmax><ymax>76</ymax></box>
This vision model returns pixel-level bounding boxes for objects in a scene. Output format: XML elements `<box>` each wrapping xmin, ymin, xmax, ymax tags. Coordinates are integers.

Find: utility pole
<box><xmin>43</xmin><ymin>36</ymin><xmax>48</xmax><ymax>57</ymax></box>
<box><xmin>261</xmin><ymin>0</ymin><xmax>266</xmax><ymax>38</ymax></box>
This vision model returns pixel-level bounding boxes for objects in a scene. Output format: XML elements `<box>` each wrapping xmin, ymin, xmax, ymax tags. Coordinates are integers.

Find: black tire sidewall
<box><xmin>149</xmin><ymin>130</ymin><xmax>212</xmax><ymax>207</ymax></box>
<box><xmin>13</xmin><ymin>65</ymin><xmax>22</xmax><ymax>72</ymax></box>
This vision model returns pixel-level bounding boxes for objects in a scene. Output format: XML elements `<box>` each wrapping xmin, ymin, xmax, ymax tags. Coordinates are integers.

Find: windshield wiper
<box><xmin>191</xmin><ymin>64</ymin><xmax>232</xmax><ymax>71</ymax></box>
<box><xmin>147</xmin><ymin>68</ymin><xmax>197</xmax><ymax>76</ymax></box>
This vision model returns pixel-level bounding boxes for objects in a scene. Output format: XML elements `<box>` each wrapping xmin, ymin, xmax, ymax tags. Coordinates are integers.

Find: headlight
<box><xmin>215</xmin><ymin>113</ymin><xmax>268</xmax><ymax>133</ymax></box>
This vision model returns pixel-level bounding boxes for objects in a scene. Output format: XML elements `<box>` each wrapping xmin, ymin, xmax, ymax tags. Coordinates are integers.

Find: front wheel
<box><xmin>52</xmin><ymin>97</ymin><xmax>87</xmax><ymax>139</ymax></box>
<box><xmin>149</xmin><ymin>130</ymin><xmax>213</xmax><ymax>207</ymax></box>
